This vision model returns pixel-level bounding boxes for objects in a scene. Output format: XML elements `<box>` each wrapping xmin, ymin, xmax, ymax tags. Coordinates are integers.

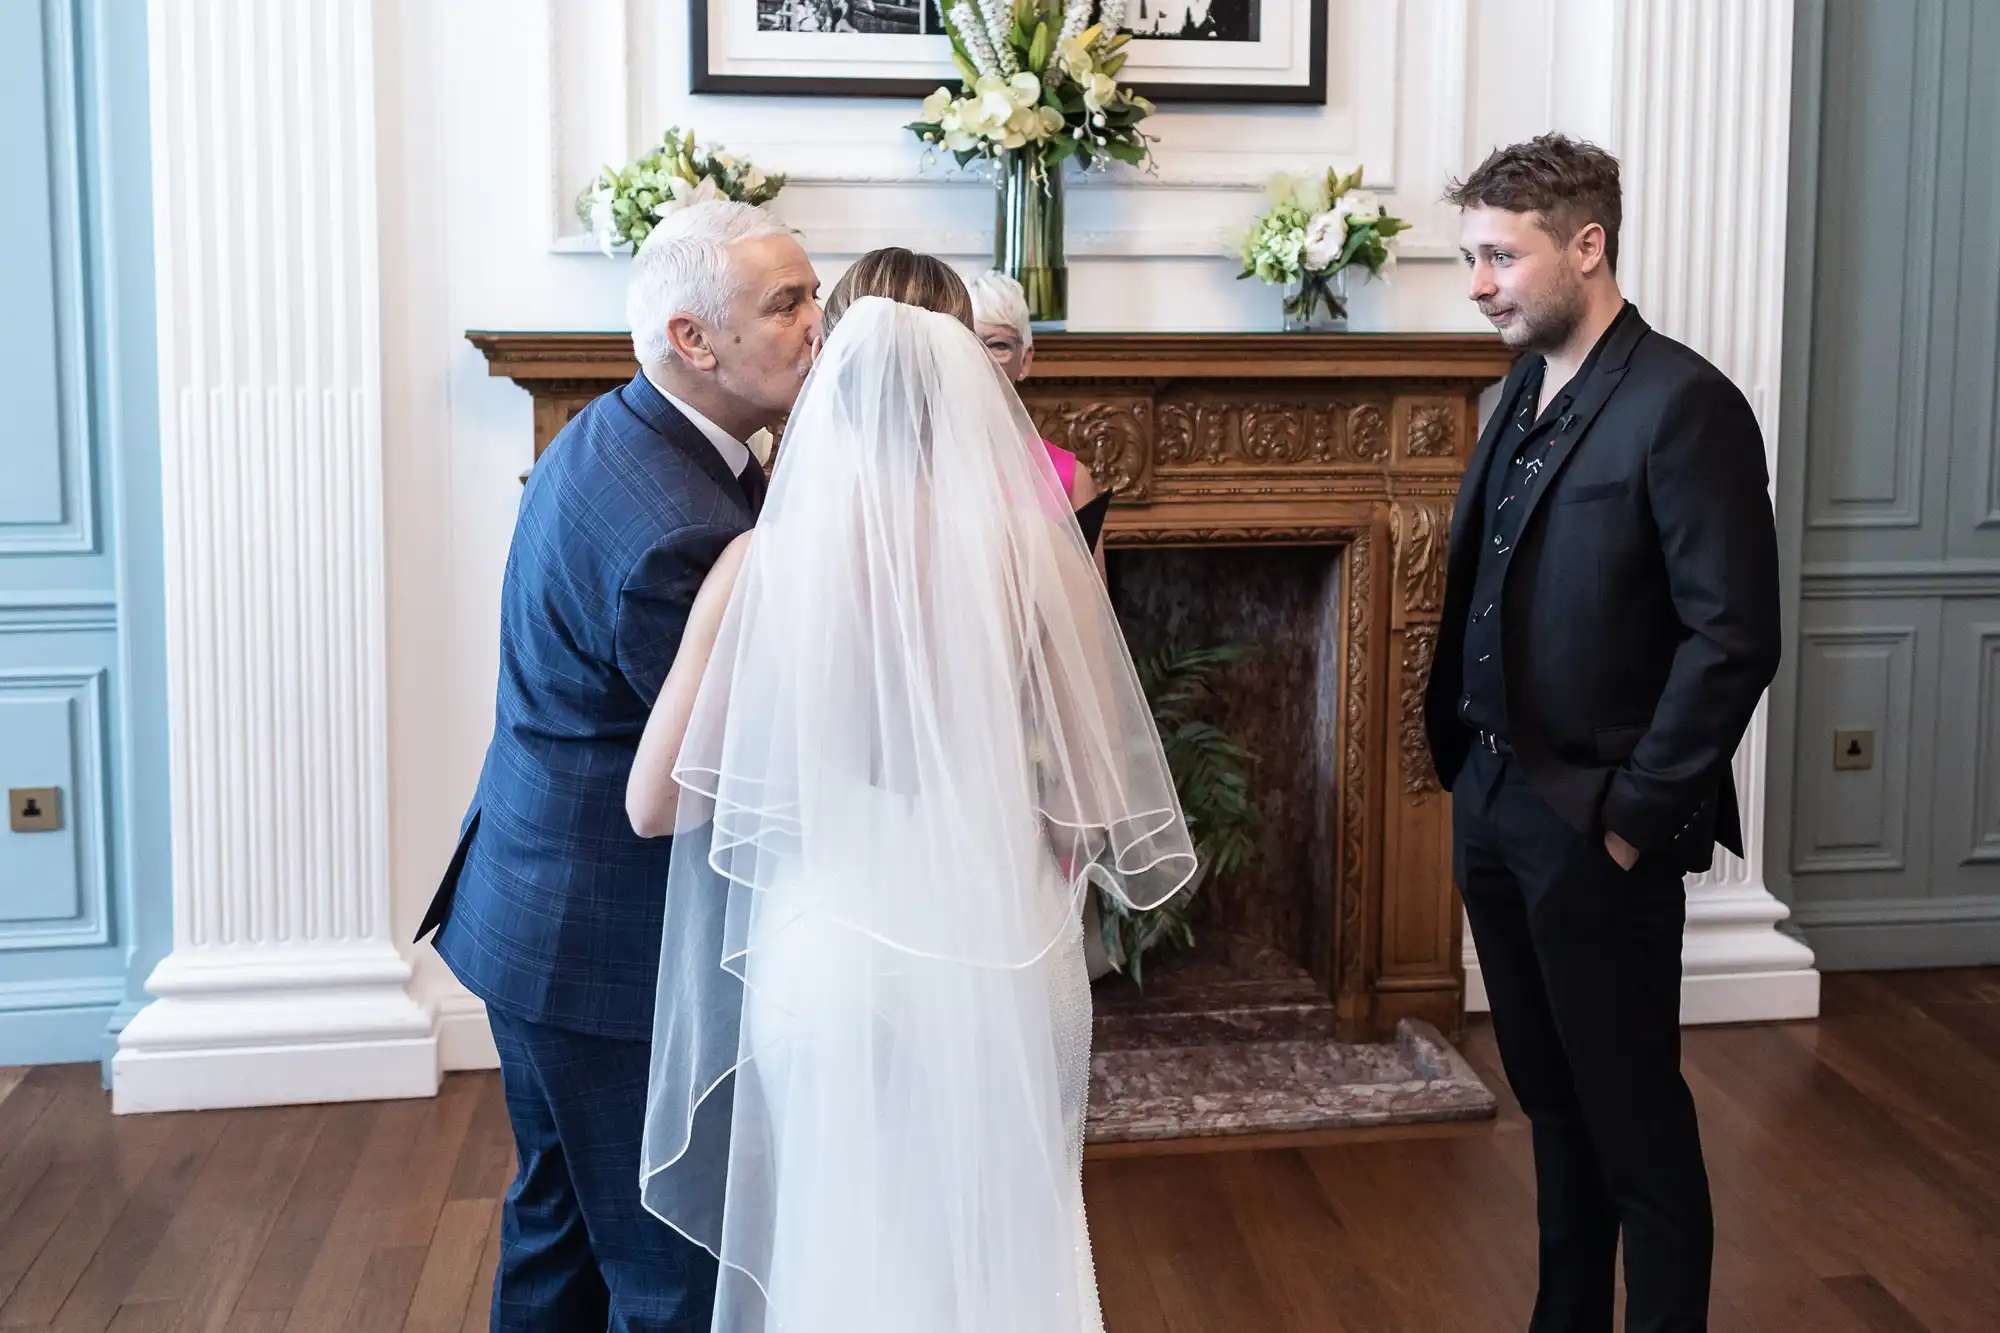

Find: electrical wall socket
<box><xmin>8</xmin><ymin>787</ymin><xmax>63</xmax><ymax>833</ymax></box>
<box><xmin>1832</xmin><ymin>729</ymin><xmax>1876</xmax><ymax>772</ymax></box>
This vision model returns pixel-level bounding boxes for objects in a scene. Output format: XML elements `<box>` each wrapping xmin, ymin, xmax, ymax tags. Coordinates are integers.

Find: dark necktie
<box><xmin>735</xmin><ymin>457</ymin><xmax>767</xmax><ymax>517</ymax></box>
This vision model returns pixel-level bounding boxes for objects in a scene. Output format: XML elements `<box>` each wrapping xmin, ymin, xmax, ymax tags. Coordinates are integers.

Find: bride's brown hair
<box><xmin>821</xmin><ymin>248</ymin><xmax>975</xmax><ymax>335</ymax></box>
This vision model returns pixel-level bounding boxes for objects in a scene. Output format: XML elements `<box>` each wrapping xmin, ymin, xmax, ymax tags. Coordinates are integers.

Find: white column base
<box><xmin>111</xmin><ymin>944</ymin><xmax>439</xmax><ymax>1114</ymax></box>
<box><xmin>1462</xmin><ymin>880</ymin><xmax>1821</xmax><ymax>1026</ymax></box>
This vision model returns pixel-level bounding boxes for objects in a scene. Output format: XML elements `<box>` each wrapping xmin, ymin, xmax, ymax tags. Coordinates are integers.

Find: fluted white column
<box><xmin>1616</xmin><ymin>0</ymin><xmax>1818</xmax><ymax>1024</ymax></box>
<box><xmin>113</xmin><ymin>0</ymin><xmax>437</xmax><ymax>1111</ymax></box>
<box><xmin>1469</xmin><ymin>0</ymin><xmax>1819</xmax><ymax>1025</ymax></box>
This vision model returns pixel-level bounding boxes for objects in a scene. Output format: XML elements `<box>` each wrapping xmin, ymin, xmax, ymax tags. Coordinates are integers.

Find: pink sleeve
<box><xmin>1041</xmin><ymin>440</ymin><xmax>1078</xmax><ymax>499</ymax></box>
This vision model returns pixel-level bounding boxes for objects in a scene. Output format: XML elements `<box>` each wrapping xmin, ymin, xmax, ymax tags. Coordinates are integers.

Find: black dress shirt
<box><xmin>1458</xmin><ymin>303</ymin><xmax>1637</xmax><ymax>740</ymax></box>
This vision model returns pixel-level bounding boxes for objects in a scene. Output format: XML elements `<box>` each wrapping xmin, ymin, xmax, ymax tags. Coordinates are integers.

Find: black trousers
<box><xmin>1454</xmin><ymin>745</ymin><xmax>1712</xmax><ymax>1333</ymax></box>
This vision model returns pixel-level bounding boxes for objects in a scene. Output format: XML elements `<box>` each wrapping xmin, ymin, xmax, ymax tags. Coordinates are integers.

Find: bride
<box><xmin>626</xmin><ymin>273</ymin><xmax>1196</xmax><ymax>1332</ymax></box>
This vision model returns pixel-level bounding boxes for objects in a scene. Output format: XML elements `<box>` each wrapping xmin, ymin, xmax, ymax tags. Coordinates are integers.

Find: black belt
<box><xmin>1475</xmin><ymin>730</ymin><xmax>1513</xmax><ymax>755</ymax></box>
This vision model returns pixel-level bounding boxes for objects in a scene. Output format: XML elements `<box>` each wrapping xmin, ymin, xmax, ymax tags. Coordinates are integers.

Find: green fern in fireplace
<box><xmin>1097</xmin><ymin>641</ymin><xmax>1263</xmax><ymax>986</ymax></box>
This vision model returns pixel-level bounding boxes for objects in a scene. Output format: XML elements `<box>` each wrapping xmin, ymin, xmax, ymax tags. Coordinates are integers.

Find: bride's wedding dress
<box><xmin>640</xmin><ymin>297</ymin><xmax>1192</xmax><ymax>1332</ymax></box>
<box><xmin>741</xmin><ymin>785</ymin><xmax>1105</xmax><ymax>1332</ymax></box>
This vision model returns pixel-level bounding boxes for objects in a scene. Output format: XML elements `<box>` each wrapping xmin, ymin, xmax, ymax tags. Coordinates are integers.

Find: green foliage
<box><xmin>1096</xmin><ymin>641</ymin><xmax>1263</xmax><ymax>986</ymax></box>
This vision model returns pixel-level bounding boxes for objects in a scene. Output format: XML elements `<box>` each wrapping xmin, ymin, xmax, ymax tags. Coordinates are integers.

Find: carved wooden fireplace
<box><xmin>468</xmin><ymin>330</ymin><xmax>1512</xmax><ymax>1044</ymax></box>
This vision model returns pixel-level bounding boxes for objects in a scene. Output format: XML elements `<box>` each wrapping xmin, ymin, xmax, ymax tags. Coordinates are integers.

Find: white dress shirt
<box><xmin>646</xmin><ymin>370</ymin><xmax>754</xmax><ymax>477</ymax></box>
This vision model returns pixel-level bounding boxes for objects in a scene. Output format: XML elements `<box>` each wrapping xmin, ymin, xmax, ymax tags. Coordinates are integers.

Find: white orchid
<box><xmin>1082</xmin><ymin>72</ymin><xmax>1118</xmax><ymax>114</ymax></box>
<box><xmin>1058</xmin><ymin>31</ymin><xmax>1099</xmax><ymax>82</ymax></box>
<box><xmin>654</xmin><ymin>174</ymin><xmax>723</xmax><ymax>217</ymax></box>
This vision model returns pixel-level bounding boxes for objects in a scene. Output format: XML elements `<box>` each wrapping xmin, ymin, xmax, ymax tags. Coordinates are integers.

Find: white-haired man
<box><xmin>417</xmin><ymin>201</ymin><xmax>819</xmax><ymax>1333</ymax></box>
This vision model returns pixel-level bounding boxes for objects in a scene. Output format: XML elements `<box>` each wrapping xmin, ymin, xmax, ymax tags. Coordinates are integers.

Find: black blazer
<box><xmin>1423</xmin><ymin>308</ymin><xmax>1782</xmax><ymax>873</ymax></box>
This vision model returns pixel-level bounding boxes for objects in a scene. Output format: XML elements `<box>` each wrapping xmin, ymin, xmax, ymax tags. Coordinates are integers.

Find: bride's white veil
<box><xmin>640</xmin><ymin>295</ymin><xmax>1195</xmax><ymax>1330</ymax></box>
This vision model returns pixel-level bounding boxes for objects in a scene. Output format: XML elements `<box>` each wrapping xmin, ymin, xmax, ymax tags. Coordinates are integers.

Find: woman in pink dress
<box><xmin>969</xmin><ymin>271</ymin><xmax>1109</xmax><ymax>578</ymax></box>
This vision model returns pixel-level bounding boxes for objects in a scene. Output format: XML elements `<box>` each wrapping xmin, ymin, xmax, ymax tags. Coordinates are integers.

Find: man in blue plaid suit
<box><xmin>417</xmin><ymin>201</ymin><xmax>821</xmax><ymax>1332</ymax></box>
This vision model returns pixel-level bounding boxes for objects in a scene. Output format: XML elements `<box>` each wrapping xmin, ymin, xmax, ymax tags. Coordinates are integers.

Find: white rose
<box><xmin>1336</xmin><ymin>188</ymin><xmax>1383</xmax><ymax>220</ymax></box>
<box><xmin>1302</xmin><ymin>210</ymin><xmax>1349</xmax><ymax>271</ymax></box>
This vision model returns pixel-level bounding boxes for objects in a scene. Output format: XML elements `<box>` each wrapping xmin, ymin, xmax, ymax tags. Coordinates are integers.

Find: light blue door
<box><xmin>0</xmin><ymin>0</ymin><xmax>171</xmax><ymax>1065</ymax></box>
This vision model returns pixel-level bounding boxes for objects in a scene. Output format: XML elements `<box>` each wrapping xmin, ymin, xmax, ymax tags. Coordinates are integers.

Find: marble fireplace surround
<box><xmin>471</xmin><ymin>329</ymin><xmax>1515</xmax><ymax>1057</ymax></box>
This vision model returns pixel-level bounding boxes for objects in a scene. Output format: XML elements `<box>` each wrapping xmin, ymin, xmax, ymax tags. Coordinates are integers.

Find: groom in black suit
<box><xmin>1424</xmin><ymin>136</ymin><xmax>1781</xmax><ymax>1331</ymax></box>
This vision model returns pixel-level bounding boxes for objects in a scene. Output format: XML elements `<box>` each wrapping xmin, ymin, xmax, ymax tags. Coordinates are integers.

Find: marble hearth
<box><xmin>1086</xmin><ymin>935</ymin><xmax>1495</xmax><ymax>1144</ymax></box>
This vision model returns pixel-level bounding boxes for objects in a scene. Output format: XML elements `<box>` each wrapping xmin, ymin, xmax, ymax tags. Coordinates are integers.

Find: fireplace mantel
<box><xmin>468</xmin><ymin>329</ymin><xmax>1513</xmax><ymax>1041</ymax></box>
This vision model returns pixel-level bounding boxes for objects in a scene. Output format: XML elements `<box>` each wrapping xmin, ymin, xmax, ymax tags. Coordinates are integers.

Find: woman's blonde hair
<box><xmin>822</xmin><ymin>248</ymin><xmax>974</xmax><ymax>335</ymax></box>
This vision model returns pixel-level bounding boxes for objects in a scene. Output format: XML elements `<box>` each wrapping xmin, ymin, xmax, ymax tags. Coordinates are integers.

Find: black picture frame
<box><xmin>691</xmin><ymin>2</ymin><xmax>1329</xmax><ymax>106</ymax></box>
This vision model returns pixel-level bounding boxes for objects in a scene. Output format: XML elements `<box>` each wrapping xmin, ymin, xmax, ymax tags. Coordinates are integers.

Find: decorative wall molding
<box><xmin>1791</xmin><ymin>893</ymin><xmax>2000</xmax><ymax>972</ymax></box>
<box><xmin>1802</xmin><ymin>563</ymin><xmax>2000</xmax><ymax>598</ymax></box>
<box><xmin>2</xmin><ymin>0</ymin><xmax>98</xmax><ymax>557</ymax></box>
<box><xmin>1792</xmin><ymin>625</ymin><xmax>1920</xmax><ymax>874</ymax></box>
<box><xmin>1801</xmin><ymin>1</ymin><xmax>1946</xmax><ymax>537</ymax></box>
<box><xmin>0</xmin><ymin>591</ymin><xmax>118</xmax><ymax>633</ymax></box>
<box><xmin>547</xmin><ymin>0</ymin><xmax>1475</xmax><ymax>261</ymax></box>
<box><xmin>1966</xmin><ymin>624</ymin><xmax>2000</xmax><ymax>862</ymax></box>
<box><xmin>116</xmin><ymin>0</ymin><xmax>436</xmax><ymax>1112</ymax></box>
<box><xmin>0</xmin><ymin>667</ymin><xmax>110</xmax><ymax>949</ymax></box>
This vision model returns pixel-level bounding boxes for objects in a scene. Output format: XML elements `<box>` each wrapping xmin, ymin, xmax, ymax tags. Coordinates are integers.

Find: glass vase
<box><xmin>994</xmin><ymin>147</ymin><xmax>1067</xmax><ymax>327</ymax></box>
<box><xmin>1281</xmin><ymin>268</ymin><xmax>1350</xmax><ymax>332</ymax></box>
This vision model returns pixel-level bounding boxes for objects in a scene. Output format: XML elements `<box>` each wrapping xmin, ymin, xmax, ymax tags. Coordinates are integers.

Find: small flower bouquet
<box><xmin>904</xmin><ymin>1</ymin><xmax>1157</xmax><ymax>172</ymax></box>
<box><xmin>1238</xmin><ymin>166</ymin><xmax>1410</xmax><ymax>331</ymax></box>
<box><xmin>575</xmin><ymin>127</ymin><xmax>785</xmax><ymax>258</ymax></box>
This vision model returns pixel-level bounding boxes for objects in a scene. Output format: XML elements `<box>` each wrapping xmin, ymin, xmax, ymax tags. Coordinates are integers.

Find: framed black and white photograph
<box><xmin>695</xmin><ymin>1</ymin><xmax>1328</xmax><ymax>104</ymax></box>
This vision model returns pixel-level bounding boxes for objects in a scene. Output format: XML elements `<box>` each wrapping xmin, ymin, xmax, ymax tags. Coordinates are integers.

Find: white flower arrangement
<box><xmin>575</xmin><ymin>127</ymin><xmax>785</xmax><ymax>257</ymax></box>
<box><xmin>1238</xmin><ymin>166</ymin><xmax>1411</xmax><ymax>325</ymax></box>
<box><xmin>904</xmin><ymin>1</ymin><xmax>1155</xmax><ymax>171</ymax></box>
